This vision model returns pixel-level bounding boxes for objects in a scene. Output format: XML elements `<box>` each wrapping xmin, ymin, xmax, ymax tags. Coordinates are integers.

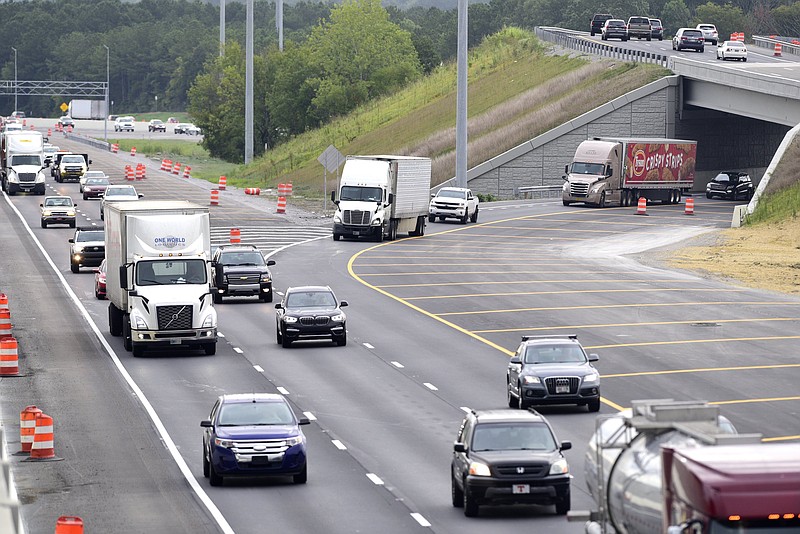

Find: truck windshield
<box><xmin>571</xmin><ymin>162</ymin><xmax>605</xmax><ymax>175</ymax></box>
<box><xmin>62</xmin><ymin>156</ymin><xmax>84</xmax><ymax>164</ymax></box>
<box><xmin>11</xmin><ymin>155</ymin><xmax>41</xmax><ymax>166</ymax></box>
<box><xmin>340</xmin><ymin>186</ymin><xmax>383</xmax><ymax>202</ymax></box>
<box><xmin>136</xmin><ymin>259</ymin><xmax>207</xmax><ymax>286</ymax></box>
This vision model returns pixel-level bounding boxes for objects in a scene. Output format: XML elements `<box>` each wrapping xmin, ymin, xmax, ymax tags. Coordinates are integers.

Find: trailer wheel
<box><xmin>388</xmin><ymin>220</ymin><xmax>398</xmax><ymax>241</ymax></box>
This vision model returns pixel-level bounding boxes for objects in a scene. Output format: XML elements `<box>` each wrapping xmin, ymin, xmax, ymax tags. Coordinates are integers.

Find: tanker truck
<box><xmin>562</xmin><ymin>138</ymin><xmax>697</xmax><ymax>207</ymax></box>
<box><xmin>568</xmin><ymin>398</ymin><xmax>767</xmax><ymax>533</ymax></box>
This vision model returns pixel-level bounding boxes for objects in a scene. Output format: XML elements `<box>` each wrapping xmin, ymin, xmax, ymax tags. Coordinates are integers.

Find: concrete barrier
<box><xmin>0</xmin><ymin>425</ymin><xmax>22</xmax><ymax>534</ymax></box>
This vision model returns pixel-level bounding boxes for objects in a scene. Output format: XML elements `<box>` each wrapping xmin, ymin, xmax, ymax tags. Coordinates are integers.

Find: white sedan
<box><xmin>717</xmin><ymin>40</ymin><xmax>747</xmax><ymax>61</ymax></box>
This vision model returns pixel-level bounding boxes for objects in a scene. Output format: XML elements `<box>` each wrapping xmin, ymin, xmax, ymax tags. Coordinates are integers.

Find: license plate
<box><xmin>512</xmin><ymin>484</ymin><xmax>530</xmax><ymax>494</ymax></box>
<box><xmin>353</xmin><ymin>231</ymin><xmax>360</xmax><ymax>236</ymax></box>
<box><xmin>170</xmin><ymin>338</ymin><xmax>181</xmax><ymax>345</ymax></box>
<box><xmin>251</xmin><ymin>456</ymin><xmax>271</xmax><ymax>465</ymax></box>
<box><xmin>556</xmin><ymin>384</ymin><xmax>569</xmax><ymax>394</ymax></box>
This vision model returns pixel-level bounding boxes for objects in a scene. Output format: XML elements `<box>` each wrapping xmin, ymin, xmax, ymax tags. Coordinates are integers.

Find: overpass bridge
<box><xmin>464</xmin><ymin>28</ymin><xmax>800</xmax><ymax>198</ymax></box>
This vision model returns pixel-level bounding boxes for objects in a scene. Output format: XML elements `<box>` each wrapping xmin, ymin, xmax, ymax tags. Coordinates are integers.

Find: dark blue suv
<box><xmin>201</xmin><ymin>393</ymin><xmax>309</xmax><ymax>486</ymax></box>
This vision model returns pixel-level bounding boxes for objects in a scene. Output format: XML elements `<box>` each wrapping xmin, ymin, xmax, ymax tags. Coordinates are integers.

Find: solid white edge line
<box><xmin>362</xmin><ymin>342</ymin><xmax>374</xmax><ymax>349</ymax></box>
<box><xmin>253</xmin><ymin>364</ymin><xmax>264</xmax><ymax>373</ymax></box>
<box><xmin>1</xmin><ymin>192</ymin><xmax>236</xmax><ymax>534</ymax></box>
<box><xmin>277</xmin><ymin>386</ymin><xmax>290</xmax><ymax>395</ymax></box>
<box><xmin>423</xmin><ymin>382</ymin><xmax>438</xmax><ymax>391</ymax></box>
<box><xmin>410</xmin><ymin>513</ymin><xmax>431</xmax><ymax>527</ymax></box>
<box><xmin>366</xmin><ymin>473</ymin><xmax>384</xmax><ymax>485</ymax></box>
<box><xmin>302</xmin><ymin>411</ymin><xmax>317</xmax><ymax>421</ymax></box>
<box><xmin>391</xmin><ymin>361</ymin><xmax>404</xmax><ymax>368</ymax></box>
<box><xmin>331</xmin><ymin>440</ymin><xmax>347</xmax><ymax>450</ymax></box>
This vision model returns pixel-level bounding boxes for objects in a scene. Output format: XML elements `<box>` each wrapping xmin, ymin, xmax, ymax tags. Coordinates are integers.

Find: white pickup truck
<box><xmin>428</xmin><ymin>187</ymin><xmax>479</xmax><ymax>224</ymax></box>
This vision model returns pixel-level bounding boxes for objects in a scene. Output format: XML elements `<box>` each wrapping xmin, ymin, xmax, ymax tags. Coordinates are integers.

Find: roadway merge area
<box><xmin>1</xmin><ymin>133</ymin><xmax>798</xmax><ymax>533</ymax></box>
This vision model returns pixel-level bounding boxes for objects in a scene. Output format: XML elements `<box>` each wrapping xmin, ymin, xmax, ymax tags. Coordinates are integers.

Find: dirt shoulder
<box><xmin>656</xmin><ymin>217</ymin><xmax>800</xmax><ymax>296</ymax></box>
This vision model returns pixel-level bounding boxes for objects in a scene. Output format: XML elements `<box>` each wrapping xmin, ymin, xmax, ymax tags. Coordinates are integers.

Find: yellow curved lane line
<box><xmin>474</xmin><ymin>317</ymin><xmax>800</xmax><ymax>334</ymax></box>
<box><xmin>586</xmin><ymin>335</ymin><xmax>800</xmax><ymax>350</ymax></box>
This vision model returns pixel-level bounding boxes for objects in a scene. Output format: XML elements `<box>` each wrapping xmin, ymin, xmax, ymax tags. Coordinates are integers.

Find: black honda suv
<box><xmin>211</xmin><ymin>244</ymin><xmax>275</xmax><ymax>303</ymax></box>
<box><xmin>451</xmin><ymin>409</ymin><xmax>571</xmax><ymax>517</ymax></box>
<box><xmin>506</xmin><ymin>335</ymin><xmax>601</xmax><ymax>412</ymax></box>
<box><xmin>275</xmin><ymin>286</ymin><xmax>347</xmax><ymax>348</ymax></box>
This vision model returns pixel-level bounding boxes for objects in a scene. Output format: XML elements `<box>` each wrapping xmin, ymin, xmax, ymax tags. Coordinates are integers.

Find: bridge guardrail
<box><xmin>64</xmin><ymin>132</ymin><xmax>112</xmax><ymax>152</ymax></box>
<box><xmin>0</xmin><ymin>425</ymin><xmax>22</xmax><ymax>534</ymax></box>
<box><xmin>751</xmin><ymin>35</ymin><xmax>800</xmax><ymax>57</ymax></box>
<box><xmin>514</xmin><ymin>184</ymin><xmax>563</xmax><ymax>199</ymax></box>
<box><xmin>535</xmin><ymin>26</ymin><xmax>669</xmax><ymax>67</ymax></box>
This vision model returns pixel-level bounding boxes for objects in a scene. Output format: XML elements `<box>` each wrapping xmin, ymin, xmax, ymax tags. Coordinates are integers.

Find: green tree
<box><xmin>694</xmin><ymin>3</ymin><xmax>747</xmax><ymax>40</ymax></box>
<box><xmin>661</xmin><ymin>0</ymin><xmax>692</xmax><ymax>34</ymax></box>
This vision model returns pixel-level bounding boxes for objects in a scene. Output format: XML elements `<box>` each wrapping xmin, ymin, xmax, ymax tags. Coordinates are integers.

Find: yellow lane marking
<box><xmin>359</xmin><ymin>270</ymin><xmax>657</xmax><ymax>277</ymax></box>
<box><xmin>377</xmin><ymin>278</ymin><xmax>689</xmax><ymax>289</ymax></box>
<box><xmin>586</xmin><ymin>335</ymin><xmax>800</xmax><ymax>350</ymax></box>
<box><xmin>427</xmin><ymin>289</ymin><xmax>744</xmax><ymax>306</ymax></box>
<box><xmin>602</xmin><ymin>363</ymin><xmax>800</xmax><ymax>379</ymax></box>
<box><xmin>763</xmin><ymin>435</ymin><xmax>800</xmax><ymax>442</ymax></box>
<box><xmin>355</xmin><ymin>262</ymin><xmax>587</xmax><ymax>267</ymax></box>
<box><xmin>359</xmin><ymin>254</ymin><xmax>565</xmax><ymax>260</ymax></box>
<box><xmin>601</xmin><ymin>397</ymin><xmax>627</xmax><ymax>411</ymax></box>
<box><xmin>372</xmin><ymin>242</ymin><xmax>574</xmax><ymax>250</ymax></box>
<box><xmin>710</xmin><ymin>396</ymin><xmax>800</xmax><ymax>406</ymax></box>
<box><xmin>473</xmin><ymin>317</ymin><xmax>800</xmax><ymax>334</ymax></box>
<box><xmin>411</xmin><ymin>233</ymin><xmax>588</xmax><ymax>241</ymax></box>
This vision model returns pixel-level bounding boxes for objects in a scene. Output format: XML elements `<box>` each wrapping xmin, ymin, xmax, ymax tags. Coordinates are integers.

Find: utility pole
<box><xmin>245</xmin><ymin>0</ymin><xmax>254</xmax><ymax>163</ymax></box>
<box><xmin>456</xmin><ymin>0</ymin><xmax>468</xmax><ymax>188</ymax></box>
<box><xmin>277</xmin><ymin>0</ymin><xmax>284</xmax><ymax>51</ymax></box>
<box><xmin>103</xmin><ymin>45</ymin><xmax>109</xmax><ymax>143</ymax></box>
<box><xmin>219</xmin><ymin>0</ymin><xmax>225</xmax><ymax>56</ymax></box>
<box><xmin>11</xmin><ymin>47</ymin><xmax>17</xmax><ymax>113</ymax></box>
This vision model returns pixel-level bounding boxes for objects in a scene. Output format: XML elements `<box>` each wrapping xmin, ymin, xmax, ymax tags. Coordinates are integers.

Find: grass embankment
<box><xmin>111</xmin><ymin>138</ymin><xmax>234</xmax><ymax>182</ymax></box>
<box><xmin>116</xmin><ymin>28</ymin><xmax>669</xmax><ymax>197</ymax></box>
<box><xmin>669</xmin><ymin>137</ymin><xmax>800</xmax><ymax>295</ymax></box>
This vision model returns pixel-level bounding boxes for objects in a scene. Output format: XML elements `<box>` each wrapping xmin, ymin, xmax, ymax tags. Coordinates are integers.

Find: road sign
<box><xmin>60</xmin><ymin>103</ymin><xmax>68</xmax><ymax>112</ymax></box>
<box><xmin>317</xmin><ymin>145</ymin><xmax>344</xmax><ymax>173</ymax></box>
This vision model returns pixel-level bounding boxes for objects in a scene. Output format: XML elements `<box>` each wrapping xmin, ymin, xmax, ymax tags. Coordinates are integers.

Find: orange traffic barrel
<box><xmin>66</xmin><ymin>125</ymin><xmax>73</xmax><ymax>133</ymax></box>
<box><xmin>210</xmin><ymin>190</ymin><xmax>219</xmax><ymax>206</ymax></box>
<box><xmin>172</xmin><ymin>162</ymin><xmax>182</xmax><ymax>175</ymax></box>
<box><xmin>130</xmin><ymin>146</ymin><xmax>137</xmax><ymax>157</ymax></box>
<box><xmin>685</xmin><ymin>197</ymin><xmax>695</xmax><ymax>215</ymax></box>
<box><xmin>277</xmin><ymin>196</ymin><xmax>287</xmax><ymax>214</ymax></box>
<box><xmin>0</xmin><ymin>292</ymin><xmax>8</xmax><ymax>311</ymax></box>
<box><xmin>124</xmin><ymin>165</ymin><xmax>134</xmax><ymax>181</ymax></box>
<box><xmin>278</xmin><ymin>183</ymin><xmax>287</xmax><ymax>195</ymax></box>
<box><xmin>55</xmin><ymin>516</ymin><xmax>84</xmax><ymax>534</ymax></box>
<box><xmin>635</xmin><ymin>197</ymin><xmax>648</xmax><ymax>215</ymax></box>
<box><xmin>160</xmin><ymin>159</ymin><xmax>168</xmax><ymax>171</ymax></box>
<box><xmin>29</xmin><ymin>412</ymin><xmax>55</xmax><ymax>459</ymax></box>
<box><xmin>245</xmin><ymin>188</ymin><xmax>260</xmax><ymax>195</ymax></box>
<box><xmin>135</xmin><ymin>164</ymin><xmax>144</xmax><ymax>181</ymax></box>
<box><xmin>1</xmin><ymin>337</ymin><xmax>20</xmax><ymax>376</ymax></box>
<box><xmin>182</xmin><ymin>166</ymin><xmax>191</xmax><ymax>179</ymax></box>
<box><xmin>20</xmin><ymin>405</ymin><xmax>42</xmax><ymax>453</ymax></box>
<box><xmin>47</xmin><ymin>128</ymin><xmax>52</xmax><ymax>136</ymax></box>
<box><xmin>0</xmin><ymin>309</ymin><xmax>12</xmax><ymax>338</ymax></box>
<box><xmin>230</xmin><ymin>228</ymin><xmax>241</xmax><ymax>244</ymax></box>
<box><xmin>163</xmin><ymin>159</ymin><xmax>172</xmax><ymax>173</ymax></box>
<box><xmin>111</xmin><ymin>143</ymin><xmax>119</xmax><ymax>154</ymax></box>
<box><xmin>219</xmin><ymin>176</ymin><xmax>227</xmax><ymax>190</ymax></box>
<box><xmin>775</xmin><ymin>42</ymin><xmax>782</xmax><ymax>56</ymax></box>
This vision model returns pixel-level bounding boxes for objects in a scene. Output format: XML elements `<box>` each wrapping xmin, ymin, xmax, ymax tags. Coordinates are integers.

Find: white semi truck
<box><xmin>0</xmin><ymin>131</ymin><xmax>46</xmax><ymax>195</ymax></box>
<box><xmin>105</xmin><ymin>201</ymin><xmax>217</xmax><ymax>357</ymax></box>
<box><xmin>331</xmin><ymin>155</ymin><xmax>431</xmax><ymax>241</ymax></box>
<box><xmin>68</xmin><ymin>99</ymin><xmax>107</xmax><ymax>120</ymax></box>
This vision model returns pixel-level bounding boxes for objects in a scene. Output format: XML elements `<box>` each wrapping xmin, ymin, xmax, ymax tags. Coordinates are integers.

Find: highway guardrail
<box><xmin>0</xmin><ymin>425</ymin><xmax>22</xmax><ymax>534</ymax></box>
<box><xmin>514</xmin><ymin>184</ymin><xmax>563</xmax><ymax>199</ymax></box>
<box><xmin>535</xmin><ymin>26</ymin><xmax>669</xmax><ymax>67</ymax></box>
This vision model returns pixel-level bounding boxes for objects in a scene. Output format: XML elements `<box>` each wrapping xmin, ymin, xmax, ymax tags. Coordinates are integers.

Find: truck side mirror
<box><xmin>605</xmin><ymin>168</ymin><xmax>613</xmax><ymax>177</ymax></box>
<box><xmin>388</xmin><ymin>193</ymin><xmax>394</xmax><ymax>205</ymax></box>
<box><xmin>564</xmin><ymin>164</ymin><xmax>569</xmax><ymax>174</ymax></box>
<box><xmin>330</xmin><ymin>191</ymin><xmax>335</xmax><ymax>202</ymax></box>
<box><xmin>119</xmin><ymin>265</ymin><xmax>129</xmax><ymax>290</ymax></box>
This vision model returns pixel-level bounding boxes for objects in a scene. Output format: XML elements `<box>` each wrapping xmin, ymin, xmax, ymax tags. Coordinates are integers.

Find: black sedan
<box><xmin>275</xmin><ymin>286</ymin><xmax>347</xmax><ymax>348</ymax></box>
<box><xmin>706</xmin><ymin>171</ymin><xmax>754</xmax><ymax>200</ymax></box>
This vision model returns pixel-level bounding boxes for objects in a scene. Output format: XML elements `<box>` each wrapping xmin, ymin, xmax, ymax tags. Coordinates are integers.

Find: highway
<box><xmin>2</xmin><ymin>131</ymin><xmax>799</xmax><ymax>533</ymax></box>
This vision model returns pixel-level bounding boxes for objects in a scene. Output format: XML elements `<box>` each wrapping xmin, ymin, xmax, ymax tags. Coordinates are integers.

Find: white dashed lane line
<box><xmin>253</xmin><ymin>364</ymin><xmax>264</xmax><ymax>373</ymax></box>
<box><xmin>391</xmin><ymin>361</ymin><xmax>404</xmax><ymax>368</ymax></box>
<box><xmin>277</xmin><ymin>386</ymin><xmax>290</xmax><ymax>395</ymax></box>
<box><xmin>331</xmin><ymin>440</ymin><xmax>347</xmax><ymax>450</ymax></box>
<box><xmin>363</xmin><ymin>342</ymin><xmax>375</xmax><ymax>349</ymax></box>
<box><xmin>423</xmin><ymin>382</ymin><xmax>438</xmax><ymax>391</ymax></box>
<box><xmin>233</xmin><ymin>347</ymin><xmax>243</xmax><ymax>354</ymax></box>
<box><xmin>302</xmin><ymin>411</ymin><xmax>317</xmax><ymax>421</ymax></box>
<box><xmin>460</xmin><ymin>406</ymin><xmax>471</xmax><ymax>413</ymax></box>
<box><xmin>366</xmin><ymin>473</ymin><xmax>384</xmax><ymax>485</ymax></box>
<box><xmin>410</xmin><ymin>513</ymin><xmax>431</xmax><ymax>527</ymax></box>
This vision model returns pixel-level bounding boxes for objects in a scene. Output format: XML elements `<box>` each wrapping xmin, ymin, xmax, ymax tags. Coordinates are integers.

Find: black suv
<box><xmin>706</xmin><ymin>171</ymin><xmax>754</xmax><ymax>200</ymax></box>
<box><xmin>590</xmin><ymin>14</ymin><xmax>613</xmax><ymax>36</ymax></box>
<box><xmin>451</xmin><ymin>409</ymin><xmax>571</xmax><ymax>517</ymax></box>
<box><xmin>68</xmin><ymin>227</ymin><xmax>105</xmax><ymax>273</ymax></box>
<box><xmin>506</xmin><ymin>335</ymin><xmax>601</xmax><ymax>412</ymax></box>
<box><xmin>275</xmin><ymin>286</ymin><xmax>347</xmax><ymax>348</ymax></box>
<box><xmin>211</xmin><ymin>244</ymin><xmax>276</xmax><ymax>303</ymax></box>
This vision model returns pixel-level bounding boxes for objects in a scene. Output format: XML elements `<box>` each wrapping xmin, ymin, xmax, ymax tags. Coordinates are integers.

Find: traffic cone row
<box><xmin>172</xmin><ymin>162</ymin><xmax>182</xmax><ymax>175</ymax></box>
<box><xmin>0</xmin><ymin>294</ymin><xmax>21</xmax><ymax>377</ymax></box>
<box><xmin>161</xmin><ymin>159</ymin><xmax>172</xmax><ymax>172</ymax></box>
<box><xmin>182</xmin><ymin>166</ymin><xmax>191</xmax><ymax>179</ymax></box>
<box><xmin>278</xmin><ymin>182</ymin><xmax>293</xmax><ymax>196</ymax></box>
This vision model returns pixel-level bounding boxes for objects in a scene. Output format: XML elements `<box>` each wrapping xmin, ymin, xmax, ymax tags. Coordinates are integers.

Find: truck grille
<box><xmin>569</xmin><ymin>183</ymin><xmax>589</xmax><ymax>196</ymax></box>
<box><xmin>496</xmin><ymin>462</ymin><xmax>548</xmax><ymax>477</ymax></box>
<box><xmin>18</xmin><ymin>173</ymin><xmax>36</xmax><ymax>183</ymax></box>
<box><xmin>343</xmin><ymin>210</ymin><xmax>371</xmax><ymax>226</ymax></box>
<box><xmin>157</xmin><ymin>305</ymin><xmax>193</xmax><ymax>330</ymax></box>
<box><xmin>545</xmin><ymin>377</ymin><xmax>580</xmax><ymax>395</ymax></box>
<box><xmin>65</xmin><ymin>166</ymin><xmax>83</xmax><ymax>173</ymax></box>
<box><xmin>225</xmin><ymin>273</ymin><xmax>260</xmax><ymax>284</ymax></box>
<box><xmin>299</xmin><ymin>316</ymin><xmax>329</xmax><ymax>326</ymax></box>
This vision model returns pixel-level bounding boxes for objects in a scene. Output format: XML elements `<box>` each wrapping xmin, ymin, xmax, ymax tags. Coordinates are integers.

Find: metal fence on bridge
<box><xmin>535</xmin><ymin>26</ymin><xmax>670</xmax><ymax>67</ymax></box>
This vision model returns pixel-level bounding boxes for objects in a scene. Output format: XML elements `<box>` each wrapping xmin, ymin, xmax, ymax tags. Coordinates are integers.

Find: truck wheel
<box><xmin>416</xmin><ymin>216</ymin><xmax>426</xmax><ymax>236</ymax></box>
<box><xmin>333</xmin><ymin>234</ymin><xmax>341</xmax><ymax>241</ymax></box>
<box><xmin>470</xmin><ymin>208</ymin><xmax>478</xmax><ymax>223</ymax></box>
<box><xmin>388</xmin><ymin>220</ymin><xmax>398</xmax><ymax>241</ymax></box>
<box><xmin>109</xmin><ymin>303</ymin><xmax>123</xmax><ymax>336</ymax></box>
<box><xmin>428</xmin><ymin>215</ymin><xmax>435</xmax><ymax>223</ymax></box>
<box><xmin>259</xmin><ymin>291</ymin><xmax>273</xmax><ymax>303</ymax></box>
<box><xmin>517</xmin><ymin>383</ymin><xmax>529</xmax><ymax>410</ymax></box>
<box><xmin>203</xmin><ymin>343</ymin><xmax>216</xmax><ymax>356</ymax></box>
<box><xmin>276</xmin><ymin>326</ymin><xmax>283</xmax><ymax>344</ymax></box>
<box><xmin>461</xmin><ymin>211</ymin><xmax>469</xmax><ymax>224</ymax></box>
<box><xmin>507</xmin><ymin>384</ymin><xmax>516</xmax><ymax>408</ymax></box>
<box><xmin>563</xmin><ymin>200</ymin><xmax>571</xmax><ymax>206</ymax></box>
<box><xmin>132</xmin><ymin>344</ymin><xmax>145</xmax><ymax>358</ymax></box>
<box><xmin>598</xmin><ymin>191</ymin><xmax>606</xmax><ymax>208</ymax></box>
<box><xmin>555</xmin><ymin>491</ymin><xmax>570</xmax><ymax>515</ymax></box>
<box><xmin>41</xmin><ymin>220</ymin><xmax>47</xmax><ymax>228</ymax></box>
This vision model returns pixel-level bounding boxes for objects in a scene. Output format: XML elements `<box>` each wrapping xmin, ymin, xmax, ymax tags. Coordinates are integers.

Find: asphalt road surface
<box><xmin>2</xmin><ymin>132</ymin><xmax>798</xmax><ymax>533</ymax></box>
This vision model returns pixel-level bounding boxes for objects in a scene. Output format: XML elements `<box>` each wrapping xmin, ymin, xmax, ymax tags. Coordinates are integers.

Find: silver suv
<box><xmin>114</xmin><ymin>116</ymin><xmax>135</xmax><ymax>132</ymax></box>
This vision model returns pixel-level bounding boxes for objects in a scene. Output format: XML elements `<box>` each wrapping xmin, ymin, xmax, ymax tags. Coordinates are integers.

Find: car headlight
<box><xmin>371</xmin><ymin>217</ymin><xmax>383</xmax><ymax>226</ymax></box>
<box><xmin>202</xmin><ymin>314</ymin><xmax>216</xmax><ymax>328</ymax></box>
<box><xmin>42</xmin><ymin>210</ymin><xmax>52</xmax><ymax>216</ymax></box>
<box><xmin>521</xmin><ymin>375</ymin><xmax>541</xmax><ymax>384</ymax></box>
<box><xmin>214</xmin><ymin>437</ymin><xmax>234</xmax><ymax>448</ymax></box>
<box><xmin>583</xmin><ymin>371</ymin><xmax>599</xmax><ymax>384</ymax></box>
<box><xmin>67</xmin><ymin>210</ymin><xmax>76</xmax><ymax>216</ymax></box>
<box><xmin>706</xmin><ymin>184</ymin><xmax>711</xmax><ymax>191</ymax></box>
<box><xmin>260</xmin><ymin>274</ymin><xmax>271</xmax><ymax>282</ymax></box>
<box><xmin>333</xmin><ymin>214</ymin><xmax>342</xmax><ymax>223</ymax></box>
<box><xmin>468</xmin><ymin>461</ymin><xmax>491</xmax><ymax>476</ymax></box>
<box><xmin>283</xmin><ymin>316</ymin><xmax>298</xmax><ymax>324</ymax></box>
<box><xmin>330</xmin><ymin>313</ymin><xmax>345</xmax><ymax>322</ymax></box>
<box><xmin>285</xmin><ymin>435</ymin><xmax>303</xmax><ymax>447</ymax></box>
<box><xmin>562</xmin><ymin>182</ymin><xmax>569</xmax><ymax>191</ymax></box>
<box><xmin>550</xmin><ymin>458</ymin><xmax>569</xmax><ymax>475</ymax></box>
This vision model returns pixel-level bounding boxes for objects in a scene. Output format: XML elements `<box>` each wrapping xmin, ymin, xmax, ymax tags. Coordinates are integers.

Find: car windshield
<box><xmin>45</xmin><ymin>198</ymin><xmax>72</xmax><ymax>207</ymax></box>
<box><xmin>218</xmin><ymin>251</ymin><xmax>265</xmax><ymax>266</ymax></box>
<box><xmin>84</xmin><ymin>172</ymin><xmax>105</xmax><ymax>178</ymax></box>
<box><xmin>571</xmin><ymin>162</ymin><xmax>605</xmax><ymax>175</ymax></box>
<box><xmin>76</xmin><ymin>231</ymin><xmax>104</xmax><ymax>242</ymax></box>
<box><xmin>651</xmin><ymin>20</ymin><xmax>662</xmax><ymax>27</ymax></box>
<box><xmin>437</xmin><ymin>189</ymin><xmax>467</xmax><ymax>199</ymax></box>
<box><xmin>524</xmin><ymin>344</ymin><xmax>587</xmax><ymax>364</ymax></box>
<box><xmin>607</xmin><ymin>21</ymin><xmax>625</xmax><ymax>27</ymax></box>
<box><xmin>471</xmin><ymin>423</ymin><xmax>557</xmax><ymax>451</ymax></box>
<box><xmin>63</xmin><ymin>156</ymin><xmax>84</xmax><ymax>163</ymax></box>
<box><xmin>727</xmin><ymin>42</ymin><xmax>744</xmax><ymax>48</ymax></box>
<box><xmin>86</xmin><ymin>178</ymin><xmax>109</xmax><ymax>185</ymax></box>
<box><xmin>106</xmin><ymin>187</ymin><xmax>136</xmax><ymax>197</ymax></box>
<box><xmin>340</xmin><ymin>185</ymin><xmax>383</xmax><ymax>202</ymax></box>
<box><xmin>136</xmin><ymin>259</ymin><xmax>207</xmax><ymax>286</ymax></box>
<box><xmin>11</xmin><ymin>155</ymin><xmax>41</xmax><ymax>166</ymax></box>
<box><xmin>286</xmin><ymin>291</ymin><xmax>336</xmax><ymax>308</ymax></box>
<box><xmin>218</xmin><ymin>401</ymin><xmax>295</xmax><ymax>426</ymax></box>
<box><xmin>713</xmin><ymin>174</ymin><xmax>732</xmax><ymax>182</ymax></box>
<box><xmin>151</xmin><ymin>120</ymin><xmax>163</xmax><ymax>125</ymax></box>
<box><xmin>684</xmin><ymin>30</ymin><xmax>702</xmax><ymax>37</ymax></box>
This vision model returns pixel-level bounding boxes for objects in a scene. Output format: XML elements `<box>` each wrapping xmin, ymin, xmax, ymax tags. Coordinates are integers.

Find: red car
<box><xmin>83</xmin><ymin>176</ymin><xmax>110</xmax><ymax>200</ymax></box>
<box><xmin>94</xmin><ymin>259</ymin><xmax>107</xmax><ymax>299</ymax></box>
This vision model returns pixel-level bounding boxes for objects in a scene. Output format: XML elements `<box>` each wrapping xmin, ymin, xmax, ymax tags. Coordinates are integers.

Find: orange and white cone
<box><xmin>1</xmin><ymin>337</ymin><xmax>20</xmax><ymax>377</ymax></box>
<box><xmin>19</xmin><ymin>405</ymin><xmax>42</xmax><ymax>453</ymax></box>
<box><xmin>685</xmin><ymin>197</ymin><xmax>695</xmax><ymax>215</ymax></box>
<box><xmin>635</xmin><ymin>197</ymin><xmax>648</xmax><ymax>215</ymax></box>
<box><xmin>0</xmin><ymin>292</ymin><xmax>8</xmax><ymax>312</ymax></box>
<box><xmin>210</xmin><ymin>190</ymin><xmax>219</xmax><ymax>206</ymax></box>
<box><xmin>230</xmin><ymin>228</ymin><xmax>241</xmax><ymax>244</ymax></box>
<box><xmin>0</xmin><ymin>309</ymin><xmax>12</xmax><ymax>338</ymax></box>
<box><xmin>26</xmin><ymin>412</ymin><xmax>61</xmax><ymax>461</ymax></box>
<box><xmin>277</xmin><ymin>196</ymin><xmax>286</xmax><ymax>214</ymax></box>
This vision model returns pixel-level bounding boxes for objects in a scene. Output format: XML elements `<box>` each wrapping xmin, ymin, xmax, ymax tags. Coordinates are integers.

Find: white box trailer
<box><xmin>68</xmin><ymin>99</ymin><xmax>107</xmax><ymax>120</ymax></box>
<box><xmin>331</xmin><ymin>155</ymin><xmax>431</xmax><ymax>241</ymax></box>
<box><xmin>0</xmin><ymin>131</ymin><xmax>46</xmax><ymax>195</ymax></box>
<box><xmin>105</xmin><ymin>201</ymin><xmax>217</xmax><ymax>357</ymax></box>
